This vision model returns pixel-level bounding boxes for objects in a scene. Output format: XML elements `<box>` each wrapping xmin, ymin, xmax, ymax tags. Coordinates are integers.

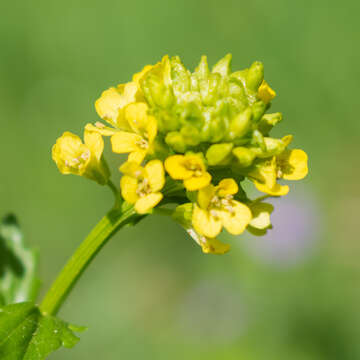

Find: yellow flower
<box><xmin>88</xmin><ymin>102</ymin><xmax>157</xmax><ymax>164</ymax></box>
<box><xmin>192</xmin><ymin>179</ymin><xmax>252</xmax><ymax>238</ymax></box>
<box><xmin>94</xmin><ymin>63</ymin><xmax>154</xmax><ymax>130</ymax></box>
<box><xmin>120</xmin><ymin>160</ymin><xmax>165</xmax><ymax>214</ymax></box>
<box><xmin>258</xmin><ymin>80</ymin><xmax>276</xmax><ymax>104</ymax></box>
<box><xmin>95</xmin><ymin>83</ymin><xmax>140</xmax><ymax>130</ymax></box>
<box><xmin>52</xmin><ymin>129</ymin><xmax>110</xmax><ymax>185</ymax></box>
<box><xmin>164</xmin><ymin>154</ymin><xmax>211</xmax><ymax>191</ymax></box>
<box><xmin>111</xmin><ymin>103</ymin><xmax>157</xmax><ymax>163</ymax></box>
<box><xmin>250</xmin><ymin>149</ymin><xmax>308</xmax><ymax>196</ymax></box>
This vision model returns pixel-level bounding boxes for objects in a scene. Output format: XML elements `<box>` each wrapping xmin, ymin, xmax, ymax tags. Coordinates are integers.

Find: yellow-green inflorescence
<box><xmin>52</xmin><ymin>54</ymin><xmax>308</xmax><ymax>255</ymax></box>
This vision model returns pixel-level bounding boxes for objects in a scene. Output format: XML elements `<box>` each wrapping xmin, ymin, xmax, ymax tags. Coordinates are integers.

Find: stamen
<box><xmin>95</xmin><ymin>121</ymin><xmax>105</xmax><ymax>128</ymax></box>
<box><xmin>136</xmin><ymin>138</ymin><xmax>148</xmax><ymax>149</ymax></box>
<box><xmin>210</xmin><ymin>209</ymin><xmax>220</xmax><ymax>219</ymax></box>
<box><xmin>225</xmin><ymin>205</ymin><xmax>235</xmax><ymax>214</ymax></box>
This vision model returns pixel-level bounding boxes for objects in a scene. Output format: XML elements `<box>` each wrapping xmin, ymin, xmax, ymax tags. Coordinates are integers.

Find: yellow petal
<box><xmin>217</xmin><ymin>178</ymin><xmax>238</xmax><ymax>197</ymax></box>
<box><xmin>128</xmin><ymin>150</ymin><xmax>147</xmax><ymax>164</ymax></box>
<box><xmin>184</xmin><ymin>172</ymin><xmax>212</xmax><ymax>191</ymax></box>
<box><xmin>119</xmin><ymin>161</ymin><xmax>144</xmax><ymax>177</ymax></box>
<box><xmin>192</xmin><ymin>205</ymin><xmax>222</xmax><ymax>238</ymax></box>
<box><xmin>132</xmin><ymin>64</ymin><xmax>154</xmax><ymax>84</ymax></box>
<box><xmin>111</xmin><ymin>132</ymin><xmax>143</xmax><ymax>153</ymax></box>
<box><xmin>84</xmin><ymin>129</ymin><xmax>104</xmax><ymax>160</ymax></box>
<box><xmin>279</xmin><ymin>149</ymin><xmax>308</xmax><ymax>180</ymax></box>
<box><xmin>220</xmin><ymin>201</ymin><xmax>252</xmax><ymax>235</ymax></box>
<box><xmin>135</xmin><ymin>192</ymin><xmax>163</xmax><ymax>214</ymax></box>
<box><xmin>145</xmin><ymin>115</ymin><xmax>158</xmax><ymax>144</ymax></box>
<box><xmin>254</xmin><ymin>181</ymin><xmax>289</xmax><ymax>196</ymax></box>
<box><xmin>199</xmin><ymin>237</ymin><xmax>230</xmax><ymax>255</ymax></box>
<box><xmin>95</xmin><ymin>87</ymin><xmax>131</xmax><ymax>130</ymax></box>
<box><xmin>249</xmin><ymin>157</ymin><xmax>277</xmax><ymax>189</ymax></box>
<box><xmin>249</xmin><ymin>202</ymin><xmax>274</xmax><ymax>230</ymax></box>
<box><xmin>197</xmin><ymin>184</ymin><xmax>216</xmax><ymax>209</ymax></box>
<box><xmin>95</xmin><ymin>87</ymin><xmax>122</xmax><ymax>126</ymax></box>
<box><xmin>165</xmin><ymin>155</ymin><xmax>193</xmax><ymax>180</ymax></box>
<box><xmin>145</xmin><ymin>160</ymin><xmax>165</xmax><ymax>192</ymax></box>
<box><xmin>85</xmin><ymin>123</ymin><xmax>117</xmax><ymax>136</ymax></box>
<box><xmin>120</xmin><ymin>175</ymin><xmax>139</xmax><ymax>204</ymax></box>
<box><xmin>123</xmin><ymin>82</ymin><xmax>141</xmax><ymax>103</ymax></box>
<box><xmin>258</xmin><ymin>80</ymin><xmax>276</xmax><ymax>104</ymax></box>
<box><xmin>125</xmin><ymin>102</ymin><xmax>149</xmax><ymax>134</ymax></box>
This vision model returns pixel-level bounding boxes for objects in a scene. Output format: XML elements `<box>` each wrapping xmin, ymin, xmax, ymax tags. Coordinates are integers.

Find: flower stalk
<box><xmin>40</xmin><ymin>202</ymin><xmax>140</xmax><ymax>316</ymax></box>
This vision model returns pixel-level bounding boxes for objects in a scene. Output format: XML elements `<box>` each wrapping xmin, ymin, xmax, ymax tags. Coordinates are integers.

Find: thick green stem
<box><xmin>40</xmin><ymin>203</ymin><xmax>138</xmax><ymax>316</ymax></box>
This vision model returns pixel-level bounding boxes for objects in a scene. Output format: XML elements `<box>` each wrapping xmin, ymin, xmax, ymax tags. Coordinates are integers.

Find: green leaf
<box><xmin>0</xmin><ymin>302</ymin><xmax>86</xmax><ymax>360</ymax></box>
<box><xmin>0</xmin><ymin>214</ymin><xmax>40</xmax><ymax>305</ymax></box>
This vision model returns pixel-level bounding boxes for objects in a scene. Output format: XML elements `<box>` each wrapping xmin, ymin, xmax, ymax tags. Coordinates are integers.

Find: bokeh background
<box><xmin>1</xmin><ymin>0</ymin><xmax>360</xmax><ymax>359</ymax></box>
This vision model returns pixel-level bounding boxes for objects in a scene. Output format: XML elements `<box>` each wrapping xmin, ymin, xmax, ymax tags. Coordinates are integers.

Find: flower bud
<box><xmin>252</xmin><ymin>100</ymin><xmax>267</xmax><ymax>123</ymax></box>
<box><xmin>199</xmin><ymin>72</ymin><xmax>221</xmax><ymax>106</ymax></box>
<box><xmin>246</xmin><ymin>61</ymin><xmax>264</xmax><ymax>92</ymax></box>
<box><xmin>258</xmin><ymin>112</ymin><xmax>282</xmax><ymax>135</ymax></box>
<box><xmin>232</xmin><ymin>147</ymin><xmax>256</xmax><ymax>167</ymax></box>
<box><xmin>165</xmin><ymin>131</ymin><xmax>187</xmax><ymax>153</ymax></box>
<box><xmin>212</xmin><ymin>53</ymin><xmax>232</xmax><ymax>77</ymax></box>
<box><xmin>206</xmin><ymin>143</ymin><xmax>234</xmax><ymax>166</ymax></box>
<box><xmin>180</xmin><ymin>125</ymin><xmax>201</xmax><ymax>146</ymax></box>
<box><xmin>228</xmin><ymin>107</ymin><xmax>252</xmax><ymax>140</ymax></box>
<box><xmin>170</xmin><ymin>56</ymin><xmax>191</xmax><ymax>95</ymax></box>
<box><xmin>251</xmin><ymin>129</ymin><xmax>266</xmax><ymax>151</ymax></box>
<box><xmin>193</xmin><ymin>55</ymin><xmax>209</xmax><ymax>81</ymax></box>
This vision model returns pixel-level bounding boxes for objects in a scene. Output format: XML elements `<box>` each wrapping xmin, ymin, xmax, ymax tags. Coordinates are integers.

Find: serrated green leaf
<box><xmin>0</xmin><ymin>214</ymin><xmax>41</xmax><ymax>305</ymax></box>
<box><xmin>0</xmin><ymin>302</ymin><xmax>86</xmax><ymax>360</ymax></box>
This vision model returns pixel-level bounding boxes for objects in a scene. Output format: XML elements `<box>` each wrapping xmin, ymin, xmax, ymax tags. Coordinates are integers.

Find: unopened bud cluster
<box><xmin>52</xmin><ymin>54</ymin><xmax>308</xmax><ymax>254</ymax></box>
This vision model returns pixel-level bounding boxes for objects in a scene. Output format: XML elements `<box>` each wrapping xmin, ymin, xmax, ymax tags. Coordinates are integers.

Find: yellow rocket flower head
<box><xmin>120</xmin><ymin>160</ymin><xmax>165</xmax><ymax>214</ymax></box>
<box><xmin>52</xmin><ymin>129</ymin><xmax>110</xmax><ymax>185</ymax></box>
<box><xmin>192</xmin><ymin>179</ymin><xmax>252</xmax><ymax>238</ymax></box>
<box><xmin>165</xmin><ymin>154</ymin><xmax>211</xmax><ymax>191</ymax></box>
<box><xmin>54</xmin><ymin>54</ymin><xmax>309</xmax><ymax>255</ymax></box>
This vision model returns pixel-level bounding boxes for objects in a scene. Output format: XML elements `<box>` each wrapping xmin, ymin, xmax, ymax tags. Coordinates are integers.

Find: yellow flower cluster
<box><xmin>52</xmin><ymin>54</ymin><xmax>308</xmax><ymax>254</ymax></box>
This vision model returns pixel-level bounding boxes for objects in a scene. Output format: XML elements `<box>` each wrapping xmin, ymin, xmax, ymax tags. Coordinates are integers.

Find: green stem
<box><xmin>40</xmin><ymin>203</ymin><xmax>138</xmax><ymax>316</ymax></box>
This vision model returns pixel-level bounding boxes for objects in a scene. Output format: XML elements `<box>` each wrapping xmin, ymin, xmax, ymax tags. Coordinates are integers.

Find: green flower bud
<box><xmin>228</xmin><ymin>107</ymin><xmax>252</xmax><ymax>140</ymax></box>
<box><xmin>258</xmin><ymin>112</ymin><xmax>283</xmax><ymax>135</ymax></box>
<box><xmin>212</xmin><ymin>53</ymin><xmax>232</xmax><ymax>77</ymax></box>
<box><xmin>206</xmin><ymin>143</ymin><xmax>234</xmax><ymax>166</ymax></box>
<box><xmin>252</xmin><ymin>100</ymin><xmax>267</xmax><ymax>123</ymax></box>
<box><xmin>252</xmin><ymin>129</ymin><xmax>266</xmax><ymax>151</ymax></box>
<box><xmin>232</xmin><ymin>147</ymin><xmax>256</xmax><ymax>167</ymax></box>
<box><xmin>228</xmin><ymin>78</ymin><xmax>247</xmax><ymax>102</ymax></box>
<box><xmin>199</xmin><ymin>72</ymin><xmax>221</xmax><ymax>106</ymax></box>
<box><xmin>180</xmin><ymin>125</ymin><xmax>201</xmax><ymax>146</ymax></box>
<box><xmin>165</xmin><ymin>131</ymin><xmax>187</xmax><ymax>153</ymax></box>
<box><xmin>171</xmin><ymin>56</ymin><xmax>191</xmax><ymax>95</ymax></box>
<box><xmin>172</xmin><ymin>203</ymin><xmax>193</xmax><ymax>227</ymax></box>
<box><xmin>246</xmin><ymin>61</ymin><xmax>264</xmax><ymax>92</ymax></box>
<box><xmin>193</xmin><ymin>55</ymin><xmax>210</xmax><ymax>81</ymax></box>
<box><xmin>143</xmin><ymin>75</ymin><xmax>174</xmax><ymax>109</ymax></box>
<box><xmin>206</xmin><ymin>114</ymin><xmax>227</xmax><ymax>142</ymax></box>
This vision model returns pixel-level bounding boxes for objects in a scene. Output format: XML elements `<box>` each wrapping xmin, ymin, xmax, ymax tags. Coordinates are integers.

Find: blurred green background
<box><xmin>1</xmin><ymin>0</ymin><xmax>360</xmax><ymax>359</ymax></box>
